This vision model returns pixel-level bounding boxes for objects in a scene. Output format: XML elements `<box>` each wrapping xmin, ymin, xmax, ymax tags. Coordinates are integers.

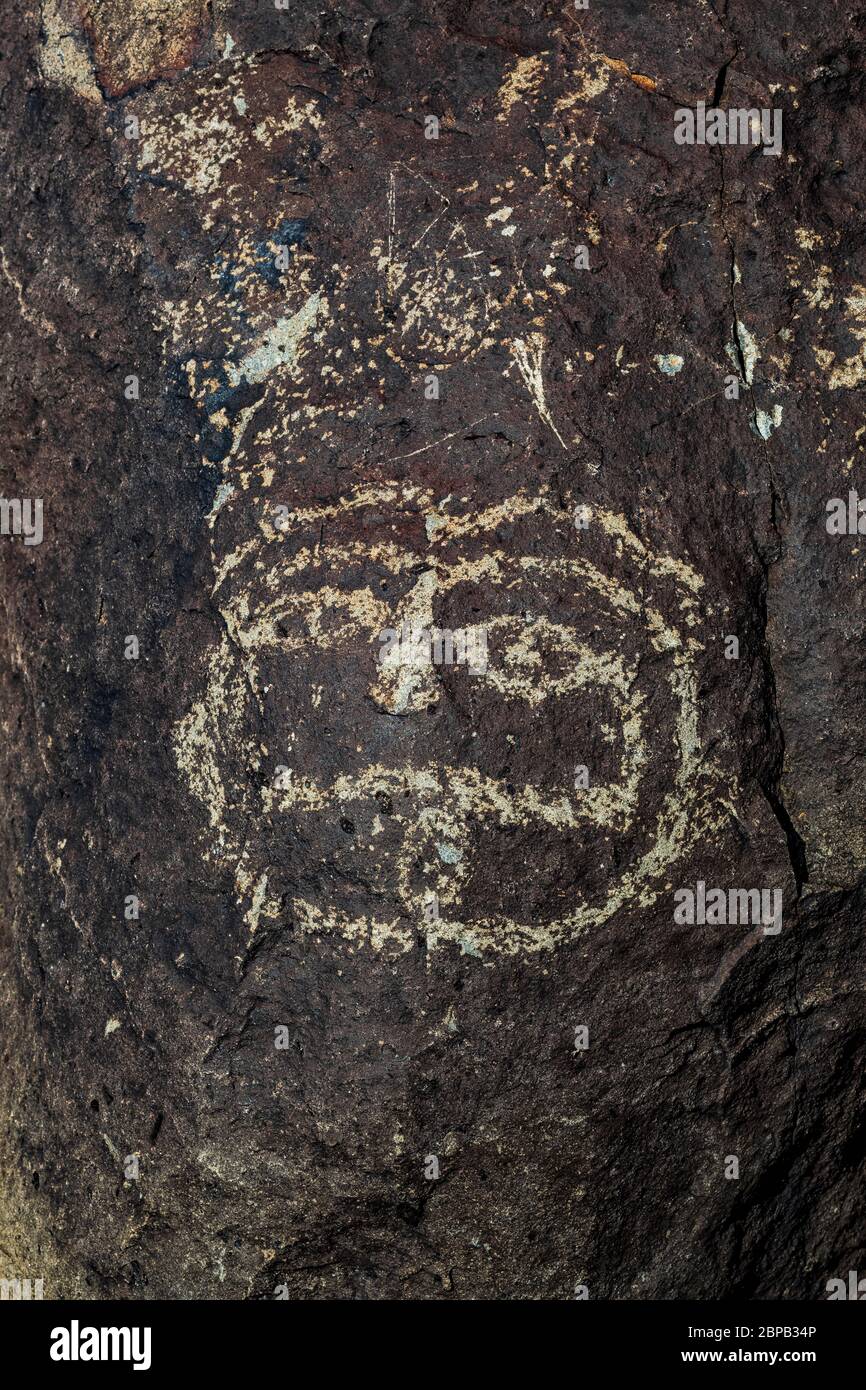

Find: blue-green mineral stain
<box><xmin>437</xmin><ymin>843</ymin><xmax>463</xmax><ymax>864</ymax></box>
<box><xmin>654</xmin><ymin>353</ymin><xmax>684</xmax><ymax>376</ymax></box>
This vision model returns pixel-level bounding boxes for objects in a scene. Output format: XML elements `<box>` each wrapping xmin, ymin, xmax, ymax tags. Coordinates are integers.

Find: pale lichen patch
<box><xmin>39</xmin><ymin>0</ymin><xmax>102</xmax><ymax>102</ymax></box>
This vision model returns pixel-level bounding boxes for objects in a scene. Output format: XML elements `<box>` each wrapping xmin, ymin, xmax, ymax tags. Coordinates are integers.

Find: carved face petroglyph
<box><xmin>176</xmin><ymin>477</ymin><xmax>723</xmax><ymax>955</ymax></box>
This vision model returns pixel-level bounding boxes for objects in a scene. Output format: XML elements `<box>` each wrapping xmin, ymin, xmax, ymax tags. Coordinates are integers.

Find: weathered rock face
<box><xmin>0</xmin><ymin>0</ymin><xmax>864</xmax><ymax>1300</ymax></box>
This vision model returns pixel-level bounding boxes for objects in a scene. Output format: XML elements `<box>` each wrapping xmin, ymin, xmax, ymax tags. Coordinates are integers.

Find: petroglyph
<box><xmin>175</xmin><ymin>479</ymin><xmax>725</xmax><ymax>956</ymax></box>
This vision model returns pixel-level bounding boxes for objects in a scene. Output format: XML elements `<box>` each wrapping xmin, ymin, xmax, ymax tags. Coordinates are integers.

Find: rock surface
<box><xmin>0</xmin><ymin>0</ymin><xmax>864</xmax><ymax>1298</ymax></box>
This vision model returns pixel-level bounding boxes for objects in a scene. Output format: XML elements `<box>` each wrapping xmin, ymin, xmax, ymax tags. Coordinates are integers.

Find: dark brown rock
<box><xmin>0</xmin><ymin>0</ymin><xmax>864</xmax><ymax>1299</ymax></box>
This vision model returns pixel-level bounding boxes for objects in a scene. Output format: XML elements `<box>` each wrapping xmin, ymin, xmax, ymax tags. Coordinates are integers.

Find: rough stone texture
<box><xmin>0</xmin><ymin>0</ymin><xmax>864</xmax><ymax>1299</ymax></box>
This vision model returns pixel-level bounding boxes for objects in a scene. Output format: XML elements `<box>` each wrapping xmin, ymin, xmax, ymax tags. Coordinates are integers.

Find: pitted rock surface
<box><xmin>0</xmin><ymin>0</ymin><xmax>864</xmax><ymax>1298</ymax></box>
